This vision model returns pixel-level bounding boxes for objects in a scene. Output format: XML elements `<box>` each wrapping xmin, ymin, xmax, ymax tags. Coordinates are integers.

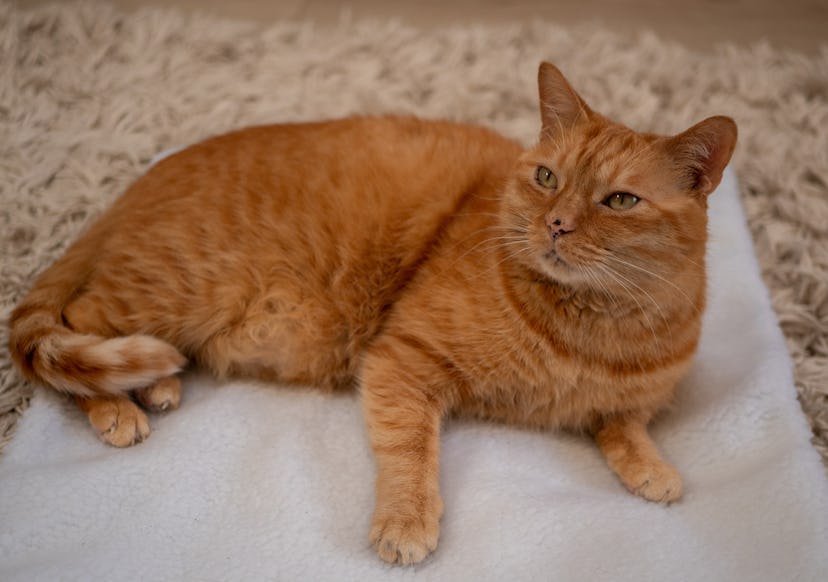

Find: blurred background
<box><xmin>26</xmin><ymin>0</ymin><xmax>828</xmax><ymax>54</ymax></box>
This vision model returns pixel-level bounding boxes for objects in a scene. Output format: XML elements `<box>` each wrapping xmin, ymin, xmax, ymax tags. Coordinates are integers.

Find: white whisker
<box><xmin>577</xmin><ymin>265</ymin><xmax>621</xmax><ymax>312</ymax></box>
<box><xmin>594</xmin><ymin>263</ymin><xmax>664</xmax><ymax>368</ymax></box>
<box><xmin>472</xmin><ymin>246</ymin><xmax>535</xmax><ymax>280</ymax></box>
<box><xmin>603</xmin><ymin>254</ymin><xmax>701</xmax><ymax>315</ymax></box>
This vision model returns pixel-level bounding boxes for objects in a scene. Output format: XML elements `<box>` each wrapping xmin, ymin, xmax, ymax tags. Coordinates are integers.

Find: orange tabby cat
<box><xmin>9</xmin><ymin>63</ymin><xmax>736</xmax><ymax>565</ymax></box>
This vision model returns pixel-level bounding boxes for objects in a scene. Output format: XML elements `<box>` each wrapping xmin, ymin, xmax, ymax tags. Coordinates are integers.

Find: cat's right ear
<box><xmin>665</xmin><ymin>115</ymin><xmax>738</xmax><ymax>198</ymax></box>
<box><xmin>538</xmin><ymin>62</ymin><xmax>592</xmax><ymax>141</ymax></box>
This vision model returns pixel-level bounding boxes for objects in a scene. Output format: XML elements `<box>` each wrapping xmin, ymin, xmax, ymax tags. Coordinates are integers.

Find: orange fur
<box><xmin>8</xmin><ymin>63</ymin><xmax>736</xmax><ymax>565</ymax></box>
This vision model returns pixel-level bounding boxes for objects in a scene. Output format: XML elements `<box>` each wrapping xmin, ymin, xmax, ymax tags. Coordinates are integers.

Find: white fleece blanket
<box><xmin>1</xmin><ymin>169</ymin><xmax>826</xmax><ymax>581</ymax></box>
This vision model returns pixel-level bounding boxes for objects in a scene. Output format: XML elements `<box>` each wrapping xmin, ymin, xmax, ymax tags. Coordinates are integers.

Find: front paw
<box><xmin>621</xmin><ymin>461</ymin><xmax>683</xmax><ymax>503</ymax></box>
<box><xmin>369</xmin><ymin>504</ymin><xmax>441</xmax><ymax>565</ymax></box>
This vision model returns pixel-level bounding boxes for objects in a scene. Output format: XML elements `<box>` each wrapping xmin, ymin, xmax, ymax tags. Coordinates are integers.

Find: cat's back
<box><xmin>111</xmin><ymin>115</ymin><xmax>522</xmax><ymax>292</ymax></box>
<box><xmin>133</xmin><ymin>115</ymin><xmax>516</xmax><ymax>207</ymax></box>
<box><xmin>111</xmin><ymin>116</ymin><xmax>519</xmax><ymax>256</ymax></box>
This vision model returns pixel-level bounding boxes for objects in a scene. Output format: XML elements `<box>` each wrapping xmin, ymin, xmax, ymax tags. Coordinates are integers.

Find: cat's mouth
<box><xmin>543</xmin><ymin>236</ymin><xmax>576</xmax><ymax>266</ymax></box>
<box><xmin>524</xmin><ymin>235</ymin><xmax>586</xmax><ymax>284</ymax></box>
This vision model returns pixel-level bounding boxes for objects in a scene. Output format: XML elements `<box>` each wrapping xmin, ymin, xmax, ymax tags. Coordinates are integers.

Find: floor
<box><xmin>28</xmin><ymin>0</ymin><xmax>828</xmax><ymax>54</ymax></box>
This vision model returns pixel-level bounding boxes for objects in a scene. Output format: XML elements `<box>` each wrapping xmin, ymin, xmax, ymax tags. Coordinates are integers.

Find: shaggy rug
<box><xmin>1</xmin><ymin>0</ymin><xmax>827</xmax><ymax>470</ymax></box>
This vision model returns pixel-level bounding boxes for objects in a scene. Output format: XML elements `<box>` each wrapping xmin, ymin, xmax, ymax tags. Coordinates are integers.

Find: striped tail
<box><xmin>8</xmin><ymin>237</ymin><xmax>186</xmax><ymax>397</ymax></box>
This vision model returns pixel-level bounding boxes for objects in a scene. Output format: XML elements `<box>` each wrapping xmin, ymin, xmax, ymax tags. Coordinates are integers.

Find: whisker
<box><xmin>440</xmin><ymin>223</ymin><xmax>531</xmax><ymax>275</ymax></box>
<box><xmin>578</xmin><ymin>265</ymin><xmax>621</xmax><ymax>312</ymax></box>
<box><xmin>603</xmin><ymin>254</ymin><xmax>702</xmax><ymax>315</ymax></box>
<box><xmin>594</xmin><ymin>263</ymin><xmax>664</xmax><ymax>368</ymax></box>
<box><xmin>594</xmin><ymin>265</ymin><xmax>654</xmax><ymax>368</ymax></box>
<box><xmin>472</xmin><ymin>246</ymin><xmax>535</xmax><ymax>280</ymax></box>
<box><xmin>600</xmin><ymin>262</ymin><xmax>675</xmax><ymax>350</ymax></box>
<box><xmin>453</xmin><ymin>234</ymin><xmax>526</xmax><ymax>261</ymax></box>
<box><xmin>443</xmin><ymin>224</ymin><xmax>520</xmax><ymax>256</ymax></box>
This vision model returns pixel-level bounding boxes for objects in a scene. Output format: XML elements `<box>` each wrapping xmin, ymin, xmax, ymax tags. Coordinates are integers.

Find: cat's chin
<box><xmin>527</xmin><ymin>250</ymin><xmax>586</xmax><ymax>287</ymax></box>
<box><xmin>542</xmin><ymin>249</ymin><xmax>568</xmax><ymax>269</ymax></box>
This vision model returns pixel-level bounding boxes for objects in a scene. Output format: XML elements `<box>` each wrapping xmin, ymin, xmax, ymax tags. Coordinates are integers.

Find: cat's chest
<box><xmin>449</xmin><ymin>306</ymin><xmax>675</xmax><ymax>429</ymax></box>
<box><xmin>456</xmin><ymin>351</ymin><xmax>669</xmax><ymax>431</ymax></box>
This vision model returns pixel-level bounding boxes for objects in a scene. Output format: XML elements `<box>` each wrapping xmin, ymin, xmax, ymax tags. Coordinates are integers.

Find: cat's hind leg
<box><xmin>74</xmin><ymin>375</ymin><xmax>181</xmax><ymax>447</ymax></box>
<box><xmin>61</xmin><ymin>293</ymin><xmax>181</xmax><ymax>447</ymax></box>
<box><xmin>134</xmin><ymin>376</ymin><xmax>182</xmax><ymax>412</ymax></box>
<box><xmin>74</xmin><ymin>394</ymin><xmax>150</xmax><ymax>447</ymax></box>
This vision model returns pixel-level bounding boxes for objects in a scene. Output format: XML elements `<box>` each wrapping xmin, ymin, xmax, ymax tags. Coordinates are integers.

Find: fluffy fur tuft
<box><xmin>9</xmin><ymin>307</ymin><xmax>186</xmax><ymax>398</ymax></box>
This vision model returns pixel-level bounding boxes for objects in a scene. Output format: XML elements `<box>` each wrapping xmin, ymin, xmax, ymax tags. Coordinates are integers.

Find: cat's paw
<box><xmin>621</xmin><ymin>461</ymin><xmax>683</xmax><ymax>503</ymax></box>
<box><xmin>135</xmin><ymin>376</ymin><xmax>181</xmax><ymax>412</ymax></box>
<box><xmin>85</xmin><ymin>397</ymin><xmax>150</xmax><ymax>447</ymax></box>
<box><xmin>369</xmin><ymin>509</ymin><xmax>441</xmax><ymax>565</ymax></box>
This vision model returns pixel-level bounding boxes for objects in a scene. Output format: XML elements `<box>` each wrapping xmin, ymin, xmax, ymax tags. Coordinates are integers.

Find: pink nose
<box><xmin>545</xmin><ymin>215</ymin><xmax>575</xmax><ymax>240</ymax></box>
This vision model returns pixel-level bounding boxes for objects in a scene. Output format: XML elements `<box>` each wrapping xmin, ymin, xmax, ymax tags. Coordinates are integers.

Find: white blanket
<box><xmin>1</xmin><ymin>169</ymin><xmax>826</xmax><ymax>581</ymax></box>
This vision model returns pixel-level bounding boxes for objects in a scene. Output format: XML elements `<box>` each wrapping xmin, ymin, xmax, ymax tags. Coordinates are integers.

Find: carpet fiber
<box><xmin>1</xmin><ymin>0</ymin><xmax>827</xmax><ymax>469</ymax></box>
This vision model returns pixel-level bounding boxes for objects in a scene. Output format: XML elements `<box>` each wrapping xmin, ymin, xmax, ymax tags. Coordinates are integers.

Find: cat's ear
<box><xmin>538</xmin><ymin>62</ymin><xmax>592</xmax><ymax>140</ymax></box>
<box><xmin>665</xmin><ymin>116</ymin><xmax>737</xmax><ymax>197</ymax></box>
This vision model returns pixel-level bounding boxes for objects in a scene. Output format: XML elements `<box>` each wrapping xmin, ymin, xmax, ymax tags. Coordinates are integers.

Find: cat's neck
<box><xmin>496</xmin><ymin>256</ymin><xmax>705</xmax><ymax>368</ymax></box>
<box><xmin>499</xmin><ymin>260</ymin><xmax>643</xmax><ymax>319</ymax></box>
<box><xmin>497</xmin><ymin>252</ymin><xmax>706</xmax><ymax>328</ymax></box>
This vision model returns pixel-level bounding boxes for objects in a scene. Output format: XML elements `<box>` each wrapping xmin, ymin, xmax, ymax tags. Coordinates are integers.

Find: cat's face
<box><xmin>500</xmin><ymin>63</ymin><xmax>737</xmax><ymax>292</ymax></box>
<box><xmin>502</xmin><ymin>119</ymin><xmax>707</xmax><ymax>289</ymax></box>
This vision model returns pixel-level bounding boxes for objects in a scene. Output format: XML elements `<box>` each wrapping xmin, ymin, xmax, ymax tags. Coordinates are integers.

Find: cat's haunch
<box><xmin>9</xmin><ymin>62</ymin><xmax>736</xmax><ymax>565</ymax></box>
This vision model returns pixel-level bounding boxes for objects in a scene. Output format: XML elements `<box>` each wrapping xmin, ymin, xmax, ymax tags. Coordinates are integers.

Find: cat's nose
<box><xmin>545</xmin><ymin>215</ymin><xmax>575</xmax><ymax>240</ymax></box>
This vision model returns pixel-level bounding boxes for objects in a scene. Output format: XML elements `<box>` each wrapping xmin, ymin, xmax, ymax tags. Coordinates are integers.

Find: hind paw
<box><xmin>77</xmin><ymin>396</ymin><xmax>150</xmax><ymax>447</ymax></box>
<box><xmin>135</xmin><ymin>376</ymin><xmax>181</xmax><ymax>412</ymax></box>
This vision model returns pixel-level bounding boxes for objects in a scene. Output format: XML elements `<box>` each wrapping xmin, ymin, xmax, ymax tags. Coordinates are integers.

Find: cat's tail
<box><xmin>8</xmin><ymin>238</ymin><xmax>186</xmax><ymax>398</ymax></box>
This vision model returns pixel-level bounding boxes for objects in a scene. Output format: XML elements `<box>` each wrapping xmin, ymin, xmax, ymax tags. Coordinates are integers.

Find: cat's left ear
<box><xmin>665</xmin><ymin>116</ymin><xmax>738</xmax><ymax>198</ymax></box>
<box><xmin>538</xmin><ymin>62</ymin><xmax>593</xmax><ymax>140</ymax></box>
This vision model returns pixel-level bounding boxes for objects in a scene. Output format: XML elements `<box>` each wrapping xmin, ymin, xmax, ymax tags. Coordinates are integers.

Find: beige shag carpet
<box><xmin>1</xmin><ymin>1</ymin><xmax>827</xmax><ymax>464</ymax></box>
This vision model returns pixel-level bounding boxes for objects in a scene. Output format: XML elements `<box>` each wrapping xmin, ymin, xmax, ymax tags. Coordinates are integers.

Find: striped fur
<box><xmin>7</xmin><ymin>63</ymin><xmax>736</xmax><ymax>565</ymax></box>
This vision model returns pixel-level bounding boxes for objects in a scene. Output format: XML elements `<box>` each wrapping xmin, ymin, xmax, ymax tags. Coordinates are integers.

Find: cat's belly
<box><xmin>182</xmin><ymin>278</ymin><xmax>389</xmax><ymax>390</ymax></box>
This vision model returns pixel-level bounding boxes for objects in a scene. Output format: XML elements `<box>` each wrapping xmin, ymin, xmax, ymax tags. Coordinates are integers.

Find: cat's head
<box><xmin>501</xmin><ymin>62</ymin><xmax>737</xmax><ymax>292</ymax></box>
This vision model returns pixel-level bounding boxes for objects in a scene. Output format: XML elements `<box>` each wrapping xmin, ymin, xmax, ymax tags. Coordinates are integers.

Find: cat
<box><xmin>8</xmin><ymin>62</ymin><xmax>736</xmax><ymax>565</ymax></box>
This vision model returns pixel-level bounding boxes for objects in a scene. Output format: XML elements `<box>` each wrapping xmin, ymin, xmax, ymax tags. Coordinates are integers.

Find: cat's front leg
<box><xmin>594</xmin><ymin>414</ymin><xmax>683</xmax><ymax>503</ymax></box>
<box><xmin>360</xmin><ymin>340</ymin><xmax>446</xmax><ymax>565</ymax></box>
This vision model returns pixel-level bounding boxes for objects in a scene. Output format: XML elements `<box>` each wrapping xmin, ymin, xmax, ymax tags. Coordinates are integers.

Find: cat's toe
<box><xmin>135</xmin><ymin>376</ymin><xmax>181</xmax><ymax>412</ymax></box>
<box><xmin>370</xmin><ymin>513</ymin><xmax>440</xmax><ymax>565</ymax></box>
<box><xmin>86</xmin><ymin>398</ymin><xmax>150</xmax><ymax>447</ymax></box>
<box><xmin>625</xmin><ymin>461</ymin><xmax>683</xmax><ymax>503</ymax></box>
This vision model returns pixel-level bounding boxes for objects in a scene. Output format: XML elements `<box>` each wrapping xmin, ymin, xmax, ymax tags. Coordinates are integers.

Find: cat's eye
<box><xmin>535</xmin><ymin>166</ymin><xmax>557</xmax><ymax>190</ymax></box>
<box><xmin>604</xmin><ymin>192</ymin><xmax>640</xmax><ymax>210</ymax></box>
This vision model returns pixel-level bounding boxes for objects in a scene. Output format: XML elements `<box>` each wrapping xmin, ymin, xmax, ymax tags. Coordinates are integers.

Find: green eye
<box><xmin>604</xmin><ymin>192</ymin><xmax>640</xmax><ymax>210</ymax></box>
<box><xmin>535</xmin><ymin>166</ymin><xmax>557</xmax><ymax>189</ymax></box>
